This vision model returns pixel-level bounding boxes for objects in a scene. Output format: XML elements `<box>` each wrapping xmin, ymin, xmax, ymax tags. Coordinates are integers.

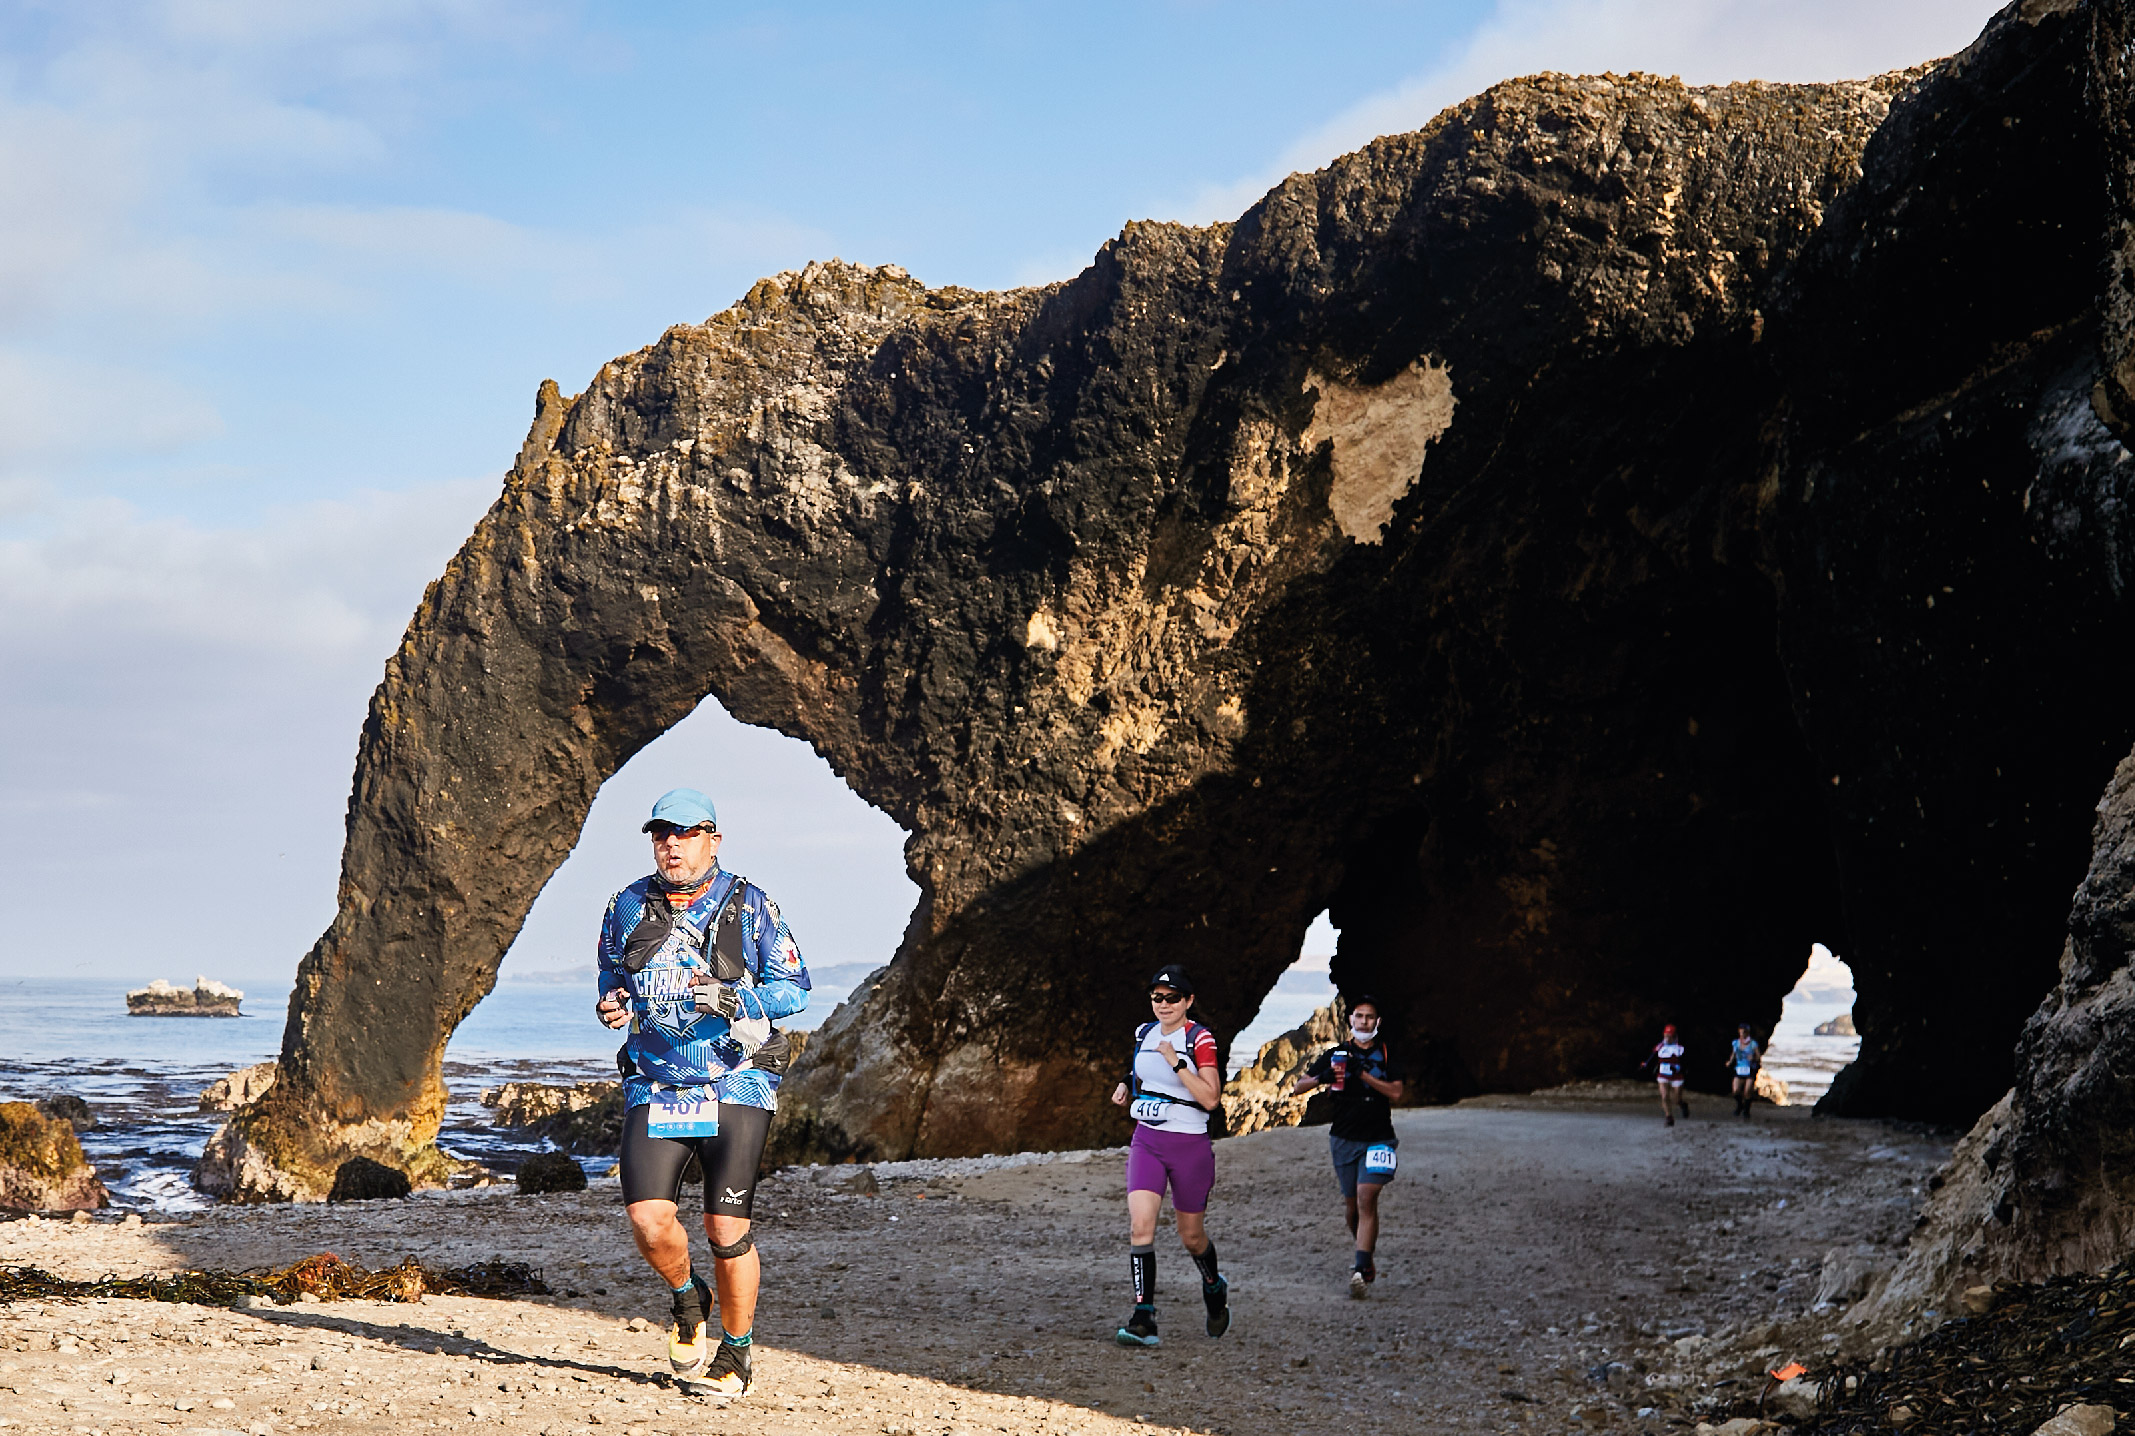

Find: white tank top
<box><xmin>1129</xmin><ymin>1022</ymin><xmax>1218</xmax><ymax>1135</ymax></box>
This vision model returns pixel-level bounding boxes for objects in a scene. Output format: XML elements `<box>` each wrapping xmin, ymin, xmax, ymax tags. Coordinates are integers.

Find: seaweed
<box><xmin>0</xmin><ymin>1252</ymin><xmax>549</xmax><ymax>1307</ymax></box>
<box><xmin>1795</xmin><ymin>1258</ymin><xmax>2135</xmax><ymax>1435</ymax></box>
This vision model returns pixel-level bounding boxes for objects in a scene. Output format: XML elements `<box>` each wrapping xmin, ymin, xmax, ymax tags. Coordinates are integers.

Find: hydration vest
<box><xmin>616</xmin><ymin>873</ymin><xmax>795</xmax><ymax>1079</ymax></box>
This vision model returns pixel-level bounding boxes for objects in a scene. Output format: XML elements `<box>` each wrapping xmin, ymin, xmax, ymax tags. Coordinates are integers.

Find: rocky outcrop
<box><xmin>199</xmin><ymin>1062</ymin><xmax>278</xmax><ymax>1112</ymax></box>
<box><xmin>222</xmin><ymin>1</ymin><xmax>2135</xmax><ymax>1196</ymax></box>
<box><xmin>1221</xmin><ymin>1001</ymin><xmax>1345</xmax><ymax>1136</ymax></box>
<box><xmin>480</xmin><ymin>1081</ymin><xmax>624</xmax><ymax>1155</ymax></box>
<box><xmin>1813</xmin><ymin>1013</ymin><xmax>1856</xmax><ymax>1037</ymax></box>
<box><xmin>1871</xmin><ymin>742</ymin><xmax>2135</xmax><ymax>1317</ymax></box>
<box><xmin>127</xmin><ymin>977</ymin><xmax>242</xmax><ymax>1017</ymax></box>
<box><xmin>0</xmin><ymin>1103</ymin><xmax>108</xmax><ymax>1212</ymax></box>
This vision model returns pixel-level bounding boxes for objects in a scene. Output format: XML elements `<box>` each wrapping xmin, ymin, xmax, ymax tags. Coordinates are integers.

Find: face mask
<box><xmin>1350</xmin><ymin>1020</ymin><xmax>1378</xmax><ymax>1044</ymax></box>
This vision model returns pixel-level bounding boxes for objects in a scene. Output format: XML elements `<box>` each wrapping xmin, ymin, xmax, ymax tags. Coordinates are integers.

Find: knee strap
<box><xmin>710</xmin><ymin>1232</ymin><xmax>755</xmax><ymax>1260</ymax></box>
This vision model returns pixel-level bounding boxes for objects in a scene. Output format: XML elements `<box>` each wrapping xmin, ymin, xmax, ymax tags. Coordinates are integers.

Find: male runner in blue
<box><xmin>595</xmin><ymin>788</ymin><xmax>810</xmax><ymax>1398</ymax></box>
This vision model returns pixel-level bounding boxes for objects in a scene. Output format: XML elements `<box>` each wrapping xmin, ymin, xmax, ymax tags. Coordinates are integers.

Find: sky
<box><xmin>0</xmin><ymin>0</ymin><xmax>2004</xmax><ymax>991</ymax></box>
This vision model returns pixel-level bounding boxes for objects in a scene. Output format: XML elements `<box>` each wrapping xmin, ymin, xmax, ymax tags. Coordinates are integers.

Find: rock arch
<box><xmin>209</xmin><ymin>1</ymin><xmax>2135</xmax><ymax>1198</ymax></box>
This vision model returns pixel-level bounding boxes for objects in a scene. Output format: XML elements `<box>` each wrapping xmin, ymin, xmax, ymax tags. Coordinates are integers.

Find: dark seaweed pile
<box><xmin>1803</xmin><ymin>1260</ymin><xmax>2135</xmax><ymax>1434</ymax></box>
<box><xmin>0</xmin><ymin>1252</ymin><xmax>549</xmax><ymax>1307</ymax></box>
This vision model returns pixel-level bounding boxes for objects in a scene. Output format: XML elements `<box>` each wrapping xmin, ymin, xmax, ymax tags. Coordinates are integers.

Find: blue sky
<box><xmin>0</xmin><ymin>0</ymin><xmax>2002</xmax><ymax>990</ymax></box>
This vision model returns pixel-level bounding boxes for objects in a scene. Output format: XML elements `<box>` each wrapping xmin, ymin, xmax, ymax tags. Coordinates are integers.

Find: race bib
<box><xmin>647</xmin><ymin>1084</ymin><xmax>719</xmax><ymax>1138</ymax></box>
<box><xmin>1130</xmin><ymin>1095</ymin><xmax>1171</xmax><ymax>1124</ymax></box>
<box><xmin>1736</xmin><ymin>1063</ymin><xmax>1754</xmax><ymax>1077</ymax></box>
<box><xmin>1363</xmin><ymin>1143</ymin><xmax>1398</xmax><ymax>1175</ymax></box>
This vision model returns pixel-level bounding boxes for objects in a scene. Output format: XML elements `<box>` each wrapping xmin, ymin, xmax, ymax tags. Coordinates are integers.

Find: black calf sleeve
<box><xmin>1130</xmin><ymin>1244</ymin><xmax>1155</xmax><ymax>1305</ymax></box>
<box><xmin>1190</xmin><ymin>1240</ymin><xmax>1221</xmax><ymax>1286</ymax></box>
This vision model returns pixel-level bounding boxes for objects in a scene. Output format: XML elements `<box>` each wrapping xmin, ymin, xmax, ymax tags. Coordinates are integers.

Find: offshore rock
<box><xmin>1813</xmin><ymin>1013</ymin><xmax>1856</xmax><ymax>1037</ymax></box>
<box><xmin>230</xmin><ymin>1</ymin><xmax>2135</xmax><ymax>1192</ymax></box>
<box><xmin>0</xmin><ymin>1102</ymin><xmax>108</xmax><ymax>1212</ymax></box>
<box><xmin>127</xmin><ymin>977</ymin><xmax>242</xmax><ymax>1017</ymax></box>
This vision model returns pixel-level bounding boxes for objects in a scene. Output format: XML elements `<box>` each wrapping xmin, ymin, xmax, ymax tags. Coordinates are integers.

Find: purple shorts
<box><xmin>1125</xmin><ymin>1125</ymin><xmax>1215</xmax><ymax>1213</ymax></box>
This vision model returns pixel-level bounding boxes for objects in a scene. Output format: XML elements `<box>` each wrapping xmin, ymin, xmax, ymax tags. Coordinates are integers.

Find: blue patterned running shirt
<box><xmin>596</xmin><ymin>866</ymin><xmax>810</xmax><ymax>1113</ymax></box>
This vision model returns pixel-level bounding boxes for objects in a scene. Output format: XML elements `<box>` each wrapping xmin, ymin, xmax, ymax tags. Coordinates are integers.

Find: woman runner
<box><xmin>1648</xmin><ymin>1023</ymin><xmax>1687</xmax><ymax>1126</ymax></box>
<box><xmin>1729</xmin><ymin>1023</ymin><xmax>1762</xmax><ymax>1118</ymax></box>
<box><xmin>1108</xmin><ymin>964</ymin><xmax>1230</xmax><ymax>1347</ymax></box>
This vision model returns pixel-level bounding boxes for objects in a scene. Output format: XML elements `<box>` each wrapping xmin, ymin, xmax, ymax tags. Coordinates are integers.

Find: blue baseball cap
<box><xmin>642</xmin><ymin>788</ymin><xmax>718</xmax><ymax>833</ymax></box>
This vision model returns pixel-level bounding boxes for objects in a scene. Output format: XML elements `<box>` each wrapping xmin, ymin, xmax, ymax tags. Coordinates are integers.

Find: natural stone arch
<box><xmin>205</xmin><ymin>3</ymin><xmax>2135</xmax><ymax>1197</ymax></box>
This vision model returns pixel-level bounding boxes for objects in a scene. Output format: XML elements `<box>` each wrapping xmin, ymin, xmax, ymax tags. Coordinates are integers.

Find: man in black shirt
<box><xmin>1292</xmin><ymin>996</ymin><xmax>1406</xmax><ymax>1297</ymax></box>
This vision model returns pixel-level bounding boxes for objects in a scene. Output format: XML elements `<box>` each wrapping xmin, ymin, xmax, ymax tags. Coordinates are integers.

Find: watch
<box><xmin>1173</xmin><ymin>1057</ymin><xmax>1190</xmax><ymax>1072</ymax></box>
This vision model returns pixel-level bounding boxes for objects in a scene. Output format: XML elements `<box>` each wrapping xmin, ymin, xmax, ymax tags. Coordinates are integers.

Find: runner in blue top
<box><xmin>1728</xmin><ymin>1024</ymin><xmax>1762</xmax><ymax>1119</ymax></box>
<box><xmin>594</xmin><ymin>788</ymin><xmax>810</xmax><ymax>1398</ymax></box>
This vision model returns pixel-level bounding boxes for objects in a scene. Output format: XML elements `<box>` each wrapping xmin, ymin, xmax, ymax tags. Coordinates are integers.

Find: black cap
<box><xmin>1148</xmin><ymin>964</ymin><xmax>1194</xmax><ymax>996</ymax></box>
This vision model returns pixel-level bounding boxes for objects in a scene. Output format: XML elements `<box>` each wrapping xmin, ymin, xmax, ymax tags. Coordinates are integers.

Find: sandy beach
<box><xmin>0</xmin><ymin>1090</ymin><xmax>1950</xmax><ymax>1436</ymax></box>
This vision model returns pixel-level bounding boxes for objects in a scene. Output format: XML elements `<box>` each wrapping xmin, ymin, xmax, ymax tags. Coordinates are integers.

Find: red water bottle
<box><xmin>1330</xmin><ymin>1049</ymin><xmax>1349</xmax><ymax>1091</ymax></box>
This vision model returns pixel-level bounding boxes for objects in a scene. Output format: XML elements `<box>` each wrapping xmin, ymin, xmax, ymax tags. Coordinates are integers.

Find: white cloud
<box><xmin>0</xmin><ymin>350</ymin><xmax>224</xmax><ymax>465</ymax></box>
<box><xmin>0</xmin><ymin>476</ymin><xmax>492</xmax><ymax>656</ymax></box>
<box><xmin>1167</xmin><ymin>0</ymin><xmax>2009</xmax><ymax>225</ymax></box>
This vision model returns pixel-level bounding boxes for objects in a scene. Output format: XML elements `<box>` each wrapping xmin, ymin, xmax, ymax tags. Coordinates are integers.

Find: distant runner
<box><xmin>1648</xmin><ymin>1023</ymin><xmax>1687</xmax><ymax>1127</ymax></box>
<box><xmin>1109</xmin><ymin>964</ymin><xmax>1230</xmax><ymax>1347</ymax></box>
<box><xmin>1729</xmin><ymin>1024</ymin><xmax>1762</xmax><ymax>1119</ymax></box>
<box><xmin>1291</xmin><ymin>996</ymin><xmax>1406</xmax><ymax>1297</ymax></box>
<box><xmin>595</xmin><ymin>788</ymin><xmax>811</xmax><ymax>1398</ymax></box>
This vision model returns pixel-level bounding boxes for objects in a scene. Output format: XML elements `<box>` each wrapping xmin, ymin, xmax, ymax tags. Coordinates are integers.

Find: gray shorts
<box><xmin>1330</xmin><ymin>1133</ymin><xmax>1397</xmax><ymax>1197</ymax></box>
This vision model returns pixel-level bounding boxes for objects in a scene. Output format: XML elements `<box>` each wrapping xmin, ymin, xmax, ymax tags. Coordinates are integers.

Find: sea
<box><xmin>0</xmin><ymin>965</ymin><xmax>1860</xmax><ymax>1215</ymax></box>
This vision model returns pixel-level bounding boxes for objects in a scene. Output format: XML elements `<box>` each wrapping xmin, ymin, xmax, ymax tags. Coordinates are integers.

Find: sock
<box><xmin>721</xmin><ymin>1328</ymin><xmax>752</xmax><ymax>1347</ymax></box>
<box><xmin>1130</xmin><ymin>1245</ymin><xmax>1155</xmax><ymax>1306</ymax></box>
<box><xmin>1190</xmin><ymin>1240</ymin><xmax>1221</xmax><ymax>1286</ymax></box>
<box><xmin>1355</xmin><ymin>1250</ymin><xmax>1375</xmax><ymax>1275</ymax></box>
<box><xmin>672</xmin><ymin>1276</ymin><xmax>696</xmax><ymax>1296</ymax></box>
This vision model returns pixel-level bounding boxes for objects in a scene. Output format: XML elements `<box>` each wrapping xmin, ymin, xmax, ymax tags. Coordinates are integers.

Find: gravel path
<box><xmin>0</xmin><ymin>1090</ymin><xmax>1949</xmax><ymax>1434</ymax></box>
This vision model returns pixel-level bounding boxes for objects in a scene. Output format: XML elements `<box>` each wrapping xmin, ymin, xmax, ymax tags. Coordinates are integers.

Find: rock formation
<box><xmin>127</xmin><ymin>977</ymin><xmax>242</xmax><ymax>1017</ymax></box>
<box><xmin>198</xmin><ymin>1062</ymin><xmax>278</xmax><ymax>1113</ymax></box>
<box><xmin>215</xmin><ymin>0</ymin><xmax>2135</xmax><ymax>1222</ymax></box>
<box><xmin>480</xmin><ymin>1080</ymin><xmax>624</xmax><ymax>1155</ymax></box>
<box><xmin>0</xmin><ymin>1102</ymin><xmax>108</xmax><ymax>1212</ymax></box>
<box><xmin>1220</xmin><ymin>1000</ymin><xmax>1346</xmax><ymax>1136</ymax></box>
<box><xmin>1813</xmin><ymin>1013</ymin><xmax>1856</xmax><ymax>1037</ymax></box>
<box><xmin>1871</xmin><ymin>742</ymin><xmax>2135</xmax><ymax>1316</ymax></box>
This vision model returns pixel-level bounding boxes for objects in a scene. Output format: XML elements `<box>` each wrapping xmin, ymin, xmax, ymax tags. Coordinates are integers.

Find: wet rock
<box><xmin>326</xmin><ymin>1157</ymin><xmax>412</xmax><ymax>1203</ymax></box>
<box><xmin>807</xmin><ymin>1164</ymin><xmax>878</xmax><ymax>1196</ymax></box>
<box><xmin>1764</xmin><ymin>1377</ymin><xmax>1821</xmax><ymax>1421</ymax></box>
<box><xmin>515</xmin><ymin>1152</ymin><xmax>588</xmax><ymax>1195</ymax></box>
<box><xmin>1813</xmin><ymin>1246</ymin><xmax>1885</xmax><ymax>1309</ymax></box>
<box><xmin>35</xmin><ymin>1095</ymin><xmax>95</xmax><ymax>1131</ymax></box>
<box><xmin>483</xmin><ymin>1081</ymin><xmax>624</xmax><ymax>1154</ymax></box>
<box><xmin>0</xmin><ymin>1101</ymin><xmax>108</xmax><ymax>1212</ymax></box>
<box><xmin>125</xmin><ymin>977</ymin><xmax>242</xmax><ymax>1017</ymax></box>
<box><xmin>2032</xmin><ymin>1404</ymin><xmax>2118</xmax><ymax>1436</ymax></box>
<box><xmin>198</xmin><ymin>1062</ymin><xmax>278</xmax><ymax>1113</ymax></box>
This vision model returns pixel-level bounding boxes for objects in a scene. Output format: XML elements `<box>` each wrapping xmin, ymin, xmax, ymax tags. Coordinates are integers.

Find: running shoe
<box><xmin>701</xmin><ymin>1337</ymin><xmax>753</xmax><ymax>1397</ymax></box>
<box><xmin>1116</xmin><ymin>1304</ymin><xmax>1160</xmax><ymax>1347</ymax></box>
<box><xmin>1350</xmin><ymin>1269</ymin><xmax>1370</xmax><ymax>1300</ymax></box>
<box><xmin>1203</xmin><ymin>1276</ymin><xmax>1230</xmax><ymax>1338</ymax></box>
<box><xmin>1665</xmin><ymin>1115</ymin><xmax>1675</xmax><ymax>1127</ymax></box>
<box><xmin>668</xmin><ymin>1274</ymin><xmax>713</xmax><ymax>1380</ymax></box>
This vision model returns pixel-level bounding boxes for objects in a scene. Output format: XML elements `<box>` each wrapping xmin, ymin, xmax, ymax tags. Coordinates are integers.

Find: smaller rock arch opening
<box><xmin>496</xmin><ymin>693</ymin><xmax>916</xmax><ymax>1031</ymax></box>
<box><xmin>1764</xmin><ymin>943</ymin><xmax>1859</xmax><ymax>1109</ymax></box>
<box><xmin>1226</xmin><ymin>909</ymin><xmax>1343</xmax><ymax>1077</ymax></box>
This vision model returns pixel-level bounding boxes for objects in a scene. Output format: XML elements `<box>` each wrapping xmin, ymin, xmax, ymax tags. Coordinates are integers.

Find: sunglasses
<box><xmin>1149</xmin><ymin>990</ymin><xmax>1187</xmax><ymax>1004</ymax></box>
<box><xmin>648</xmin><ymin>823</ymin><xmax>714</xmax><ymax>840</ymax></box>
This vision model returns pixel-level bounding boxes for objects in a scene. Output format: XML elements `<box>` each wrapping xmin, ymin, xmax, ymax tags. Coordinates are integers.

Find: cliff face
<box><xmin>218</xmin><ymin>1</ymin><xmax>2135</xmax><ymax>1219</ymax></box>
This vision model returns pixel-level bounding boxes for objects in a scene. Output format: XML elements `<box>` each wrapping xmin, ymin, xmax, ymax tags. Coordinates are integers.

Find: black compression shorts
<box><xmin>618</xmin><ymin>1100</ymin><xmax>772</xmax><ymax>1218</ymax></box>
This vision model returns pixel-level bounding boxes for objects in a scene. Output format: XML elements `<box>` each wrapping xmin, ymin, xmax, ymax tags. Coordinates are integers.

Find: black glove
<box><xmin>694</xmin><ymin>980</ymin><xmax>741</xmax><ymax>1019</ymax></box>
